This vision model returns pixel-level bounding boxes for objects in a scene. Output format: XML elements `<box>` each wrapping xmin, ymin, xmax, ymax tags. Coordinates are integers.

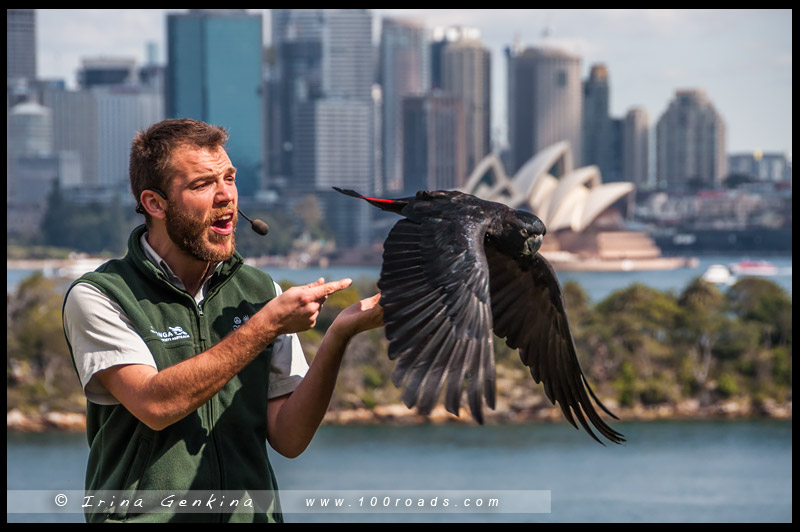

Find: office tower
<box><xmin>322</xmin><ymin>10</ymin><xmax>373</xmax><ymax>101</ymax></box>
<box><xmin>372</xmin><ymin>84</ymin><xmax>383</xmax><ymax>195</ymax></box>
<box><xmin>6</xmin><ymin>100</ymin><xmax>80</xmax><ymax>236</ymax></box>
<box><xmin>268</xmin><ymin>9</ymin><xmax>324</xmax><ymax>185</ymax></box>
<box><xmin>728</xmin><ymin>151</ymin><xmax>792</xmax><ymax>182</ymax></box>
<box><xmin>656</xmin><ymin>89</ymin><xmax>727</xmax><ymax>190</ymax></box>
<box><xmin>432</xmin><ymin>26</ymin><xmax>491</xmax><ymax>177</ymax></box>
<box><xmin>78</xmin><ymin>58</ymin><xmax>138</xmax><ymax>88</ymax></box>
<box><xmin>7</xmin><ymin>100</ymin><xmax>53</xmax><ymax>157</ymax></box>
<box><xmin>274</xmin><ymin>10</ymin><xmax>375</xmax><ymax>248</ymax></box>
<box><xmin>582</xmin><ymin>64</ymin><xmax>609</xmax><ymax>168</ymax></box>
<box><xmin>7</xmin><ymin>100</ymin><xmax>52</xmax><ymax>205</ymax></box>
<box><xmin>295</xmin><ymin>99</ymin><xmax>373</xmax><ymax>248</ymax></box>
<box><xmin>507</xmin><ymin>45</ymin><xmax>583</xmax><ymax>175</ymax></box>
<box><xmin>402</xmin><ymin>93</ymin><xmax>466</xmax><ymax>194</ymax></box>
<box><xmin>167</xmin><ymin>10</ymin><xmax>263</xmax><ymax>197</ymax></box>
<box><xmin>582</xmin><ymin>64</ymin><xmax>622</xmax><ymax>181</ymax></box>
<box><xmin>623</xmin><ymin>107</ymin><xmax>650</xmax><ymax>188</ymax></box>
<box><xmin>42</xmin><ymin>85</ymin><xmax>163</xmax><ymax>190</ymax></box>
<box><xmin>379</xmin><ymin>18</ymin><xmax>430</xmax><ymax>192</ymax></box>
<box><xmin>267</xmin><ymin>10</ymin><xmax>372</xmax><ymax>183</ymax></box>
<box><xmin>7</xmin><ymin>9</ymin><xmax>37</xmax><ymax>84</ymax></box>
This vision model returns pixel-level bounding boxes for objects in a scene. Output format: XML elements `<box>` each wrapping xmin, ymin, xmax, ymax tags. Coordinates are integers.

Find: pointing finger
<box><xmin>311</xmin><ymin>278</ymin><xmax>352</xmax><ymax>298</ymax></box>
<box><xmin>305</xmin><ymin>277</ymin><xmax>325</xmax><ymax>289</ymax></box>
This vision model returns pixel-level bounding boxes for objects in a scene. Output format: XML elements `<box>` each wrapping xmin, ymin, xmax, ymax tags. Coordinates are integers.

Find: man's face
<box><xmin>164</xmin><ymin>144</ymin><xmax>239</xmax><ymax>262</ymax></box>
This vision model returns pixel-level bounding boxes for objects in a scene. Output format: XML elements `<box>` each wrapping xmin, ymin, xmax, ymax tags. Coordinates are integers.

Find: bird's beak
<box><xmin>527</xmin><ymin>234</ymin><xmax>543</xmax><ymax>254</ymax></box>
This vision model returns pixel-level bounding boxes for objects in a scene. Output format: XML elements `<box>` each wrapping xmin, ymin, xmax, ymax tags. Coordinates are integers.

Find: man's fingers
<box><xmin>311</xmin><ymin>278</ymin><xmax>352</xmax><ymax>298</ymax></box>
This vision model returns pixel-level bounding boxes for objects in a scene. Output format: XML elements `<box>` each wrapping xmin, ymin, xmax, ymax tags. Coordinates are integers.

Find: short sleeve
<box><xmin>267</xmin><ymin>281</ymin><xmax>309</xmax><ymax>399</ymax></box>
<box><xmin>63</xmin><ymin>283</ymin><xmax>157</xmax><ymax>405</ymax></box>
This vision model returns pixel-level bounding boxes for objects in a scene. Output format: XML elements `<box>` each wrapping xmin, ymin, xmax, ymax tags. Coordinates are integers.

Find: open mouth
<box><xmin>210</xmin><ymin>212</ymin><xmax>235</xmax><ymax>235</ymax></box>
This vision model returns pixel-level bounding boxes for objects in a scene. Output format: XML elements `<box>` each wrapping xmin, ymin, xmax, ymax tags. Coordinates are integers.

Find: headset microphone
<box><xmin>136</xmin><ymin>187</ymin><xmax>269</xmax><ymax>236</ymax></box>
<box><xmin>237</xmin><ymin>209</ymin><xmax>270</xmax><ymax>236</ymax></box>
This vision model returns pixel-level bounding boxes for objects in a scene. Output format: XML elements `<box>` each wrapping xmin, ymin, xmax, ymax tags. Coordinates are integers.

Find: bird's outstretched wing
<box><xmin>485</xmin><ymin>248</ymin><xmax>626</xmax><ymax>444</ymax></box>
<box><xmin>378</xmin><ymin>194</ymin><xmax>496</xmax><ymax>423</ymax></box>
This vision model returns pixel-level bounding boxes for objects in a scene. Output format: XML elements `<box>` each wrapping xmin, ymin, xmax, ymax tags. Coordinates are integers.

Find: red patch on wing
<box><xmin>363</xmin><ymin>196</ymin><xmax>395</xmax><ymax>204</ymax></box>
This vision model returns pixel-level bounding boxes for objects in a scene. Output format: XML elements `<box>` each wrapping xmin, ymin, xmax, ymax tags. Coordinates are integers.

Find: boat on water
<box><xmin>729</xmin><ymin>260</ymin><xmax>779</xmax><ymax>277</ymax></box>
<box><xmin>702</xmin><ymin>264</ymin><xmax>735</xmax><ymax>285</ymax></box>
<box><xmin>56</xmin><ymin>258</ymin><xmax>107</xmax><ymax>279</ymax></box>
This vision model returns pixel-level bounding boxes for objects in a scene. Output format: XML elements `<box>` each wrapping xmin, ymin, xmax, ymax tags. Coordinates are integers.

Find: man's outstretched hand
<box><xmin>332</xmin><ymin>292</ymin><xmax>384</xmax><ymax>340</ymax></box>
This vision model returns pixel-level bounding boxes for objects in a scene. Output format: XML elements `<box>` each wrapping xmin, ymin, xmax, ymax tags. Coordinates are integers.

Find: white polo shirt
<box><xmin>63</xmin><ymin>234</ymin><xmax>309</xmax><ymax>405</ymax></box>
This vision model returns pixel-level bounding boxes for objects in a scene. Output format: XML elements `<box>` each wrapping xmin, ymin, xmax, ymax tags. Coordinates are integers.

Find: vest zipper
<box><xmin>195</xmin><ymin>299</ymin><xmax>225</xmax><ymax>521</ymax></box>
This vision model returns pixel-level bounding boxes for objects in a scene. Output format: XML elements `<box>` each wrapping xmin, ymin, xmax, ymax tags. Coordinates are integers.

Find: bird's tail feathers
<box><xmin>332</xmin><ymin>187</ymin><xmax>407</xmax><ymax>213</ymax></box>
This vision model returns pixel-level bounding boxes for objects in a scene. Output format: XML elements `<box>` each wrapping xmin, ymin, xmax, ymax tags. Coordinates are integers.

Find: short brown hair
<box><xmin>130</xmin><ymin>118</ymin><xmax>229</xmax><ymax>216</ymax></box>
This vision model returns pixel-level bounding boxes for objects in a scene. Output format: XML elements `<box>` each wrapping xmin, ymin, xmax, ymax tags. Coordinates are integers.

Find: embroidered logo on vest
<box><xmin>232</xmin><ymin>315</ymin><xmax>250</xmax><ymax>330</ymax></box>
<box><xmin>150</xmin><ymin>325</ymin><xmax>191</xmax><ymax>342</ymax></box>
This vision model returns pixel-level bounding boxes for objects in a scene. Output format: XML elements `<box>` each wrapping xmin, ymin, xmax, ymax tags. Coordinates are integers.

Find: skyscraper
<box><xmin>623</xmin><ymin>107</ymin><xmax>650</xmax><ymax>189</ymax></box>
<box><xmin>379</xmin><ymin>18</ymin><xmax>430</xmax><ymax>192</ymax></box>
<box><xmin>295</xmin><ymin>99</ymin><xmax>373</xmax><ymax>248</ymax></box>
<box><xmin>267</xmin><ymin>9</ymin><xmax>324</xmax><ymax>186</ymax></box>
<box><xmin>656</xmin><ymin>89</ymin><xmax>727</xmax><ymax>190</ymax></box>
<box><xmin>582</xmin><ymin>64</ymin><xmax>622</xmax><ymax>181</ymax></box>
<box><xmin>273</xmin><ymin>10</ymin><xmax>375</xmax><ymax>248</ymax></box>
<box><xmin>42</xmin><ymin>85</ymin><xmax>163</xmax><ymax>189</ymax></box>
<box><xmin>78</xmin><ymin>57</ymin><xmax>138</xmax><ymax>89</ymax></box>
<box><xmin>507</xmin><ymin>45</ymin><xmax>583</xmax><ymax>175</ymax></box>
<box><xmin>166</xmin><ymin>10</ymin><xmax>263</xmax><ymax>197</ymax></box>
<box><xmin>7</xmin><ymin>9</ymin><xmax>37</xmax><ymax>84</ymax></box>
<box><xmin>402</xmin><ymin>92</ymin><xmax>466</xmax><ymax>194</ymax></box>
<box><xmin>433</xmin><ymin>26</ymin><xmax>491</xmax><ymax>177</ymax></box>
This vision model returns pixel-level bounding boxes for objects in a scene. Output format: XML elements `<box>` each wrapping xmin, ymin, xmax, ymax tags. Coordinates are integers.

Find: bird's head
<box><xmin>493</xmin><ymin>209</ymin><xmax>546</xmax><ymax>258</ymax></box>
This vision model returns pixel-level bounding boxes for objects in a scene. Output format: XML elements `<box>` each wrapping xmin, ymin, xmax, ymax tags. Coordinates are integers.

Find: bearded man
<box><xmin>62</xmin><ymin>118</ymin><xmax>383</xmax><ymax>523</ymax></box>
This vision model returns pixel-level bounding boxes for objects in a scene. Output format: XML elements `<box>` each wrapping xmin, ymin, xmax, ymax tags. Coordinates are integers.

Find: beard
<box><xmin>164</xmin><ymin>201</ymin><xmax>237</xmax><ymax>263</ymax></box>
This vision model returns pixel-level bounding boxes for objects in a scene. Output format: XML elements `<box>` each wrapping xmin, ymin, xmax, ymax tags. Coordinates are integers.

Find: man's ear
<box><xmin>139</xmin><ymin>188</ymin><xmax>168</xmax><ymax>220</ymax></box>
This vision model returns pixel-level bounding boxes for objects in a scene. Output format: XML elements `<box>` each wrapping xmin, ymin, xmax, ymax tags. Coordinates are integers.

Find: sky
<box><xmin>34</xmin><ymin>9</ymin><xmax>792</xmax><ymax>159</ymax></box>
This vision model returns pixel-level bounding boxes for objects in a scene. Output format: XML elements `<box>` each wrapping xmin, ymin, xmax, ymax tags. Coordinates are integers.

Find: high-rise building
<box><xmin>43</xmin><ymin>85</ymin><xmax>164</xmax><ymax>190</ymax></box>
<box><xmin>166</xmin><ymin>10</ymin><xmax>263</xmax><ymax>197</ymax></box>
<box><xmin>267</xmin><ymin>10</ymin><xmax>373</xmax><ymax>187</ymax></box>
<box><xmin>402</xmin><ymin>92</ymin><xmax>466</xmax><ymax>194</ymax></box>
<box><xmin>272</xmin><ymin>10</ymin><xmax>375</xmax><ymax>248</ymax></box>
<box><xmin>729</xmin><ymin>151</ymin><xmax>792</xmax><ymax>182</ymax></box>
<box><xmin>432</xmin><ymin>26</ymin><xmax>491</xmax><ymax>177</ymax></box>
<box><xmin>322</xmin><ymin>10</ymin><xmax>373</xmax><ymax>101</ymax></box>
<box><xmin>267</xmin><ymin>9</ymin><xmax>324</xmax><ymax>185</ymax></box>
<box><xmin>582</xmin><ymin>64</ymin><xmax>622</xmax><ymax>181</ymax></box>
<box><xmin>7</xmin><ymin>9</ymin><xmax>37</xmax><ymax>84</ymax></box>
<box><xmin>623</xmin><ymin>107</ymin><xmax>650</xmax><ymax>189</ymax></box>
<box><xmin>379</xmin><ymin>18</ymin><xmax>429</xmax><ymax>192</ymax></box>
<box><xmin>295</xmin><ymin>99</ymin><xmax>373</xmax><ymax>248</ymax></box>
<box><xmin>507</xmin><ymin>45</ymin><xmax>583</xmax><ymax>175</ymax></box>
<box><xmin>582</xmin><ymin>65</ymin><xmax>609</xmax><ymax>167</ymax></box>
<box><xmin>656</xmin><ymin>89</ymin><xmax>727</xmax><ymax>190</ymax></box>
<box><xmin>78</xmin><ymin>57</ymin><xmax>138</xmax><ymax>89</ymax></box>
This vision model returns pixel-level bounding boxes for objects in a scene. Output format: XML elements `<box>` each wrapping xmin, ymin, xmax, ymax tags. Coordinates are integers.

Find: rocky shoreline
<box><xmin>7</xmin><ymin>399</ymin><xmax>791</xmax><ymax>433</ymax></box>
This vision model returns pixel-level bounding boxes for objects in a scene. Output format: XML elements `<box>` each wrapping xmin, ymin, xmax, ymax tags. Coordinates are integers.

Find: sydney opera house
<box><xmin>462</xmin><ymin>142</ymin><xmax>694</xmax><ymax>271</ymax></box>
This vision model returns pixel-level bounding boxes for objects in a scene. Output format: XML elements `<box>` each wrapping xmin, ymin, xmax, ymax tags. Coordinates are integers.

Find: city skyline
<box><xmin>31</xmin><ymin>9</ymin><xmax>793</xmax><ymax>161</ymax></box>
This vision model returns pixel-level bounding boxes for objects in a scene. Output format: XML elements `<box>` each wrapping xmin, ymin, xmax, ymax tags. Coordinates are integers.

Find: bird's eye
<box><xmin>519</xmin><ymin>229</ymin><xmax>528</xmax><ymax>238</ymax></box>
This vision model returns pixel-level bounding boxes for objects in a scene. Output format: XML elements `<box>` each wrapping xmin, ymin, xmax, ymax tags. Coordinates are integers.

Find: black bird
<box><xmin>334</xmin><ymin>187</ymin><xmax>624</xmax><ymax>444</ymax></box>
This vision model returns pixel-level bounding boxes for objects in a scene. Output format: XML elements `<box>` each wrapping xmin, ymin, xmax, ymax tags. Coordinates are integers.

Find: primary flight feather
<box><xmin>334</xmin><ymin>187</ymin><xmax>624</xmax><ymax>444</ymax></box>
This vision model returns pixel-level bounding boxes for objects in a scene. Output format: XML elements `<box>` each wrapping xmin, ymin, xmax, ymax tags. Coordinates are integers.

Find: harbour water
<box><xmin>6</xmin><ymin>420</ymin><xmax>793</xmax><ymax>522</ymax></box>
<box><xmin>8</xmin><ymin>255</ymin><xmax>792</xmax><ymax>302</ymax></box>
<box><xmin>6</xmin><ymin>255</ymin><xmax>792</xmax><ymax>522</ymax></box>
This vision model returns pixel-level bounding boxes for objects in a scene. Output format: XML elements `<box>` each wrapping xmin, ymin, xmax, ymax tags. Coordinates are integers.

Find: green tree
<box><xmin>7</xmin><ymin>273</ymin><xmax>81</xmax><ymax>411</ymax></box>
<box><xmin>589</xmin><ymin>284</ymin><xmax>682</xmax><ymax>405</ymax></box>
<box><xmin>677</xmin><ymin>277</ymin><xmax>728</xmax><ymax>403</ymax></box>
<box><xmin>727</xmin><ymin>278</ymin><xmax>792</xmax><ymax>347</ymax></box>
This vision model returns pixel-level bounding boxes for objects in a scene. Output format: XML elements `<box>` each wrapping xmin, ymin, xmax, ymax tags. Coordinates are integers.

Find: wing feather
<box><xmin>377</xmin><ymin>207</ymin><xmax>495</xmax><ymax>423</ymax></box>
<box><xmin>486</xmin><ymin>248</ymin><xmax>625</xmax><ymax>444</ymax></box>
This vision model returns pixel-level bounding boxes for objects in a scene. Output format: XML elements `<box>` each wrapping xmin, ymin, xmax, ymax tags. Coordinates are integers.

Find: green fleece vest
<box><xmin>64</xmin><ymin>225</ymin><xmax>283</xmax><ymax>523</ymax></box>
